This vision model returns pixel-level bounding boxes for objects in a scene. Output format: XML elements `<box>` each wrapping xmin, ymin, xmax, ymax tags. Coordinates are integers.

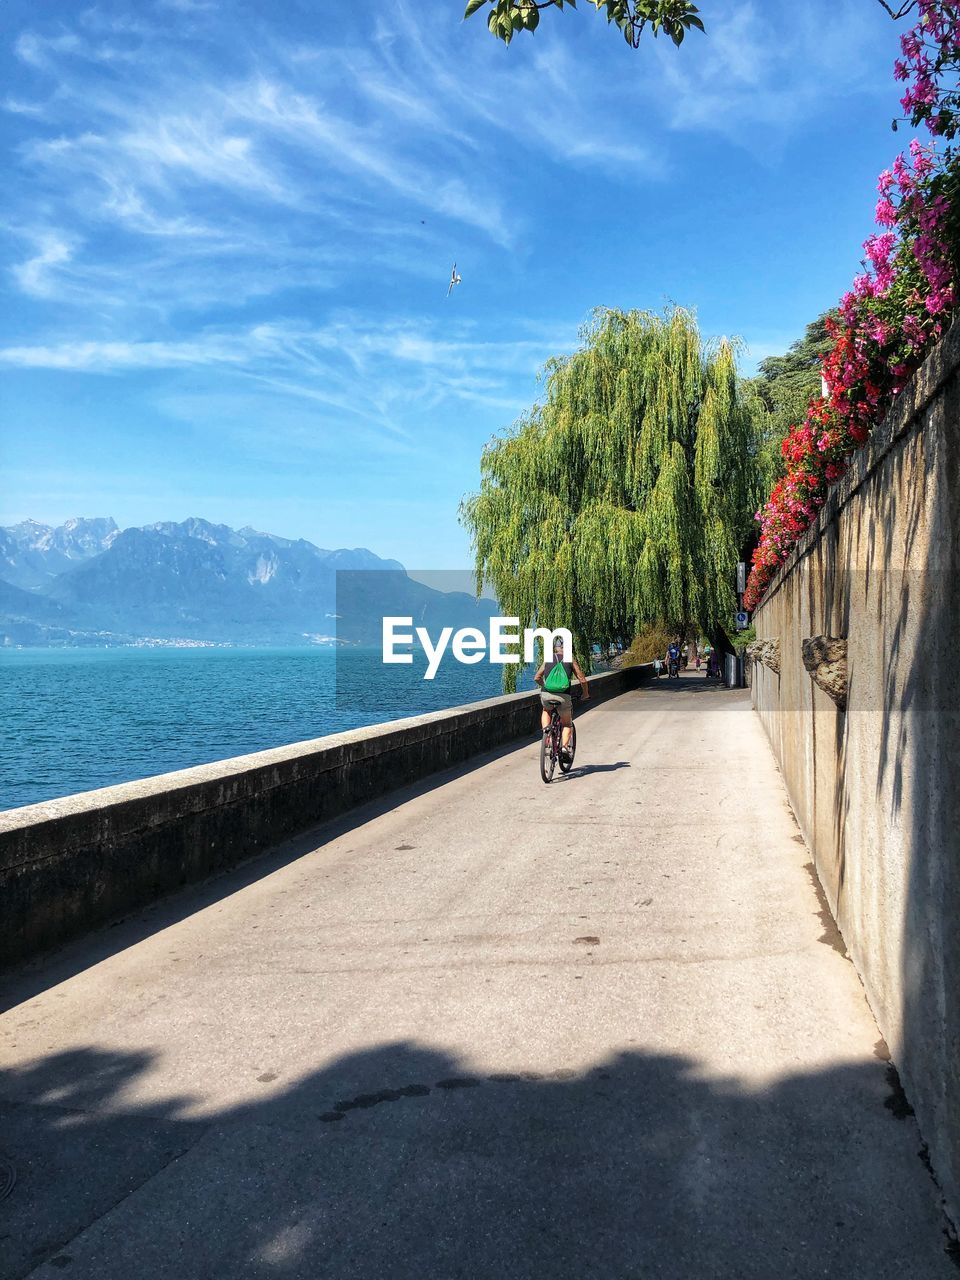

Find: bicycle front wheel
<box><xmin>540</xmin><ymin>730</ymin><xmax>556</xmax><ymax>783</ymax></box>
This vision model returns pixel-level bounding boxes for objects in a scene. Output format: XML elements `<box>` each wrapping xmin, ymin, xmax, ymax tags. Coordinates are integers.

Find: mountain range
<box><xmin>0</xmin><ymin>517</ymin><xmax>494</xmax><ymax>647</ymax></box>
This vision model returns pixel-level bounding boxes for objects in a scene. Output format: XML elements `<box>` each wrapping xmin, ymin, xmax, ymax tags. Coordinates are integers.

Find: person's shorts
<box><xmin>540</xmin><ymin>689</ymin><xmax>573</xmax><ymax>714</ymax></box>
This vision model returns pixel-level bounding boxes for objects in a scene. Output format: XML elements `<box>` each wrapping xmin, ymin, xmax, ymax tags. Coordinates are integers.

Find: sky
<box><xmin>0</xmin><ymin>0</ymin><xmax>909</xmax><ymax>567</ymax></box>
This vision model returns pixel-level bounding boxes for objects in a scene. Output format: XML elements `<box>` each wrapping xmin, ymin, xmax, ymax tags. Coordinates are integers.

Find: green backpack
<box><xmin>544</xmin><ymin>660</ymin><xmax>572</xmax><ymax>693</ymax></box>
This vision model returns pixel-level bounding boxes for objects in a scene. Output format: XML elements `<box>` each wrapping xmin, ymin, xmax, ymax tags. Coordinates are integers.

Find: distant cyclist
<box><xmin>535</xmin><ymin>636</ymin><xmax>589</xmax><ymax>760</ymax></box>
<box><xmin>666</xmin><ymin>639</ymin><xmax>681</xmax><ymax>677</ymax></box>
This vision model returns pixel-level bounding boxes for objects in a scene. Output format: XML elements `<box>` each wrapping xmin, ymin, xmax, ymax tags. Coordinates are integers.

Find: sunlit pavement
<box><xmin>0</xmin><ymin>678</ymin><xmax>955</xmax><ymax>1278</ymax></box>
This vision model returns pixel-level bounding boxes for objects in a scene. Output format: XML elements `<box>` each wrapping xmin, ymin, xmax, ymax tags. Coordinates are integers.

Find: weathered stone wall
<box><xmin>751</xmin><ymin>324</ymin><xmax>960</xmax><ymax>1224</ymax></box>
<box><xmin>0</xmin><ymin>665</ymin><xmax>649</xmax><ymax>970</ymax></box>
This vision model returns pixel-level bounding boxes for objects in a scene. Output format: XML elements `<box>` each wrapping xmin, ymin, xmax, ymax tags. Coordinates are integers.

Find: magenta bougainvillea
<box><xmin>744</xmin><ymin>1</ymin><xmax>960</xmax><ymax>611</ymax></box>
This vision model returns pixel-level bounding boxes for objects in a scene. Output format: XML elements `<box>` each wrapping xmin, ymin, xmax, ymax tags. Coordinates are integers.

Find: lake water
<box><xmin>1</xmin><ymin>647</ymin><xmax>534</xmax><ymax>811</ymax></box>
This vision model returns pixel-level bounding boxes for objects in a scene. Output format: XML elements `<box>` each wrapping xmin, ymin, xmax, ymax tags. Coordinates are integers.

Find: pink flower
<box><xmin>875</xmin><ymin>196</ymin><xmax>898</xmax><ymax>227</ymax></box>
<box><xmin>926</xmin><ymin>285</ymin><xmax>955</xmax><ymax>313</ymax></box>
<box><xmin>853</xmin><ymin>273</ymin><xmax>877</xmax><ymax>301</ymax></box>
<box><xmin>901</xmin><ymin>31</ymin><xmax>922</xmax><ymax>60</ymax></box>
<box><xmin>865</xmin><ymin>231</ymin><xmax>897</xmax><ymax>266</ymax></box>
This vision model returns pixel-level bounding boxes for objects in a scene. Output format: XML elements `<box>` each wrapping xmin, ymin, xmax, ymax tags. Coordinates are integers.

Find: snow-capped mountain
<box><xmin>0</xmin><ymin>517</ymin><xmax>119</xmax><ymax>589</ymax></box>
<box><xmin>0</xmin><ymin>517</ymin><xmax>491</xmax><ymax>647</ymax></box>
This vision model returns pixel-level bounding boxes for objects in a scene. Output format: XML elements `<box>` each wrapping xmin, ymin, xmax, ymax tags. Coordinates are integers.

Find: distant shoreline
<box><xmin>0</xmin><ymin>638</ymin><xmax>362</xmax><ymax>653</ymax></box>
<box><xmin>0</xmin><ymin>642</ymin><xmax>370</xmax><ymax>655</ymax></box>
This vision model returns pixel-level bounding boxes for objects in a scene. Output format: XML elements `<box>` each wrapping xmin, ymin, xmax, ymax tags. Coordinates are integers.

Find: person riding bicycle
<box><xmin>666</xmin><ymin>639</ymin><xmax>681</xmax><ymax>675</ymax></box>
<box><xmin>534</xmin><ymin>636</ymin><xmax>589</xmax><ymax>760</ymax></box>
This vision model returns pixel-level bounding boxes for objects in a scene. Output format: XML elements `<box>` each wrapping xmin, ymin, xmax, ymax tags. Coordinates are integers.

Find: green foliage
<box><xmin>742</xmin><ymin>311</ymin><xmax>836</xmax><ymax>490</ymax></box>
<box><xmin>730</xmin><ymin>623</ymin><xmax>755</xmax><ymax>655</ymax></box>
<box><xmin>462</xmin><ymin>0</ymin><xmax>704</xmax><ymax>48</ymax></box>
<box><xmin>463</xmin><ymin>1</ymin><xmax>910</xmax><ymax>54</ymax></box>
<box><xmin>621</xmin><ymin>621</ymin><xmax>673</xmax><ymax>665</ymax></box>
<box><xmin>460</xmin><ymin>306</ymin><xmax>764</xmax><ymax>689</ymax></box>
<box><xmin>755</xmin><ymin>312</ymin><xmax>835</xmax><ymax>397</ymax></box>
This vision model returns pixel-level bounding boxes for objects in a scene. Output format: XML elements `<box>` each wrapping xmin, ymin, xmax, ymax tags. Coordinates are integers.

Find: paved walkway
<box><xmin>0</xmin><ymin>674</ymin><xmax>954</xmax><ymax>1278</ymax></box>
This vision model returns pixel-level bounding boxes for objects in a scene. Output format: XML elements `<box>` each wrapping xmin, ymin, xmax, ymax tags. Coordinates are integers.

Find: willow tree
<box><xmin>461</xmin><ymin>306</ymin><xmax>762</xmax><ymax>686</ymax></box>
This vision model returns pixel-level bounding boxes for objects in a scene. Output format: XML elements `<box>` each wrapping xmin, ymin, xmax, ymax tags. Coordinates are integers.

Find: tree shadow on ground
<box><xmin>1</xmin><ymin>1037</ymin><xmax>956</xmax><ymax>1280</ymax></box>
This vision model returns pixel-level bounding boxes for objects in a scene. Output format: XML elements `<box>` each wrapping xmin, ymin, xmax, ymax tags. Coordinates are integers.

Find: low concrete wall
<box><xmin>751</xmin><ymin>324</ymin><xmax>960</xmax><ymax>1223</ymax></box>
<box><xmin>0</xmin><ymin>665</ymin><xmax>650</xmax><ymax>969</ymax></box>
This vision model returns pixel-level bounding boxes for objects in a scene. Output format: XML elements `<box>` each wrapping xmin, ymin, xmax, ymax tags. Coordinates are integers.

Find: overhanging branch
<box><xmin>875</xmin><ymin>0</ymin><xmax>918</xmax><ymax>18</ymax></box>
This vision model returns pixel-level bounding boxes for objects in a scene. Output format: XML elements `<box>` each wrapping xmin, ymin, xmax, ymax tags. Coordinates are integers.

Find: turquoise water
<box><xmin>0</xmin><ymin>647</ymin><xmax>532</xmax><ymax>811</ymax></box>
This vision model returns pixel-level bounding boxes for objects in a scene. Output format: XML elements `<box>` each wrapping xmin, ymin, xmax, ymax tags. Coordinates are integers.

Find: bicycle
<box><xmin>539</xmin><ymin>689</ymin><xmax>581</xmax><ymax>784</ymax></box>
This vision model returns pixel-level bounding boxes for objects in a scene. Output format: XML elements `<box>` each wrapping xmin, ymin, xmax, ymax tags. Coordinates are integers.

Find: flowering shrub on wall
<box><xmin>744</xmin><ymin>0</ymin><xmax>960</xmax><ymax>610</ymax></box>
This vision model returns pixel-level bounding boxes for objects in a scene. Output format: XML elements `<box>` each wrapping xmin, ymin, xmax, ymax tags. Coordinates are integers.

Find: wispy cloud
<box><xmin>15</xmin><ymin>28</ymin><xmax>145</xmax><ymax>70</ymax></box>
<box><xmin>652</xmin><ymin>0</ymin><xmax>892</xmax><ymax>143</ymax></box>
<box><xmin>3</xmin><ymin>96</ymin><xmax>48</xmax><ymax>117</ymax></box>
<box><xmin>0</xmin><ymin>0</ymin><xmax>899</xmax><ymax>477</ymax></box>
<box><xmin>0</xmin><ymin>314</ymin><xmax>573</xmax><ymax>378</ymax></box>
<box><xmin>0</xmin><ymin>313</ymin><xmax>576</xmax><ymax>447</ymax></box>
<box><xmin>230</xmin><ymin>76</ymin><xmax>512</xmax><ymax>243</ymax></box>
<box><xmin>12</xmin><ymin>231</ymin><xmax>75</xmax><ymax>297</ymax></box>
<box><xmin>3</xmin><ymin>0</ymin><xmax>700</xmax><ymax>327</ymax></box>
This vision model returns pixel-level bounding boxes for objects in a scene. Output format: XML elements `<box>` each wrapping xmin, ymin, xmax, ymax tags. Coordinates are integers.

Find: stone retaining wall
<box><xmin>751</xmin><ymin>324</ymin><xmax>960</xmax><ymax>1225</ymax></box>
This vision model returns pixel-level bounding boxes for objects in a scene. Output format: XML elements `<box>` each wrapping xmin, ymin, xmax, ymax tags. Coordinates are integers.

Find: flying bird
<box><xmin>447</xmin><ymin>263</ymin><xmax>462</xmax><ymax>297</ymax></box>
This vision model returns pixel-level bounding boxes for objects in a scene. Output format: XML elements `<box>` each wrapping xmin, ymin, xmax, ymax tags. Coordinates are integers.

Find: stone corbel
<box><xmin>746</xmin><ymin>637</ymin><xmax>781</xmax><ymax>674</ymax></box>
<box><xmin>801</xmin><ymin>636</ymin><xmax>848</xmax><ymax>710</ymax></box>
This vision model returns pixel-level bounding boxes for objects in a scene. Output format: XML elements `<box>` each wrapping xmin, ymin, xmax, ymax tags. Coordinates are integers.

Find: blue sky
<box><xmin>1</xmin><ymin>0</ymin><xmax>905</xmax><ymax>567</ymax></box>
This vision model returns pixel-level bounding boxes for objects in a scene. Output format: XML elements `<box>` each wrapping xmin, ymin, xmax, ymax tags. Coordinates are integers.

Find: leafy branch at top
<box><xmin>464</xmin><ymin>0</ymin><xmax>922</xmax><ymax>53</ymax></box>
<box><xmin>462</xmin><ymin>0</ymin><xmax>704</xmax><ymax>49</ymax></box>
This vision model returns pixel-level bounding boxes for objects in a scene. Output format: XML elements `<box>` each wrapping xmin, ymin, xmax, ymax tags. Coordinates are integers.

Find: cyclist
<box><xmin>534</xmin><ymin>636</ymin><xmax>589</xmax><ymax>759</ymax></box>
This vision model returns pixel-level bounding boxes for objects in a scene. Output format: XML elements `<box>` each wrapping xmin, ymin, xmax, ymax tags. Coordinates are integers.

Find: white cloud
<box><xmin>3</xmin><ymin>97</ymin><xmax>48</xmax><ymax>117</ymax></box>
<box><xmin>231</xmin><ymin>77</ymin><xmax>514</xmax><ymax>245</ymax></box>
<box><xmin>0</xmin><ymin>335</ymin><xmax>245</xmax><ymax>371</ymax></box>
<box><xmin>15</xmin><ymin>28</ymin><xmax>146</xmax><ymax>70</ymax></box>
<box><xmin>156</xmin><ymin>0</ymin><xmax>218</xmax><ymax>11</ymax></box>
<box><xmin>0</xmin><ymin>315</ymin><xmax>572</xmax><ymax>378</ymax></box>
<box><xmin>12</xmin><ymin>233</ymin><xmax>76</xmax><ymax>298</ymax></box>
<box><xmin>25</xmin><ymin>116</ymin><xmax>292</xmax><ymax>207</ymax></box>
<box><xmin>0</xmin><ymin>313</ymin><xmax>574</xmax><ymax>445</ymax></box>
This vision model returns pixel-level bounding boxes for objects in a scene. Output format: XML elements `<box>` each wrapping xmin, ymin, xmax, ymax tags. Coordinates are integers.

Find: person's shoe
<box><xmin>561</xmin><ymin>745</ymin><xmax>573</xmax><ymax>761</ymax></box>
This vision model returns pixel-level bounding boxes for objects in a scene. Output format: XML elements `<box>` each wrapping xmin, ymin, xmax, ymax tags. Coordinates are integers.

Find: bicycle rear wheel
<box><xmin>559</xmin><ymin>722</ymin><xmax>577</xmax><ymax>773</ymax></box>
<box><xmin>540</xmin><ymin>726</ymin><xmax>557</xmax><ymax>783</ymax></box>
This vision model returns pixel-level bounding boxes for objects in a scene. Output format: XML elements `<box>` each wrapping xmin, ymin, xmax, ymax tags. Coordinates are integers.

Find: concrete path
<box><xmin>0</xmin><ymin>674</ymin><xmax>955</xmax><ymax>1278</ymax></box>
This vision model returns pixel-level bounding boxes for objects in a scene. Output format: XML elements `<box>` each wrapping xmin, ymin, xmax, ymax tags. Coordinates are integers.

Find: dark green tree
<box><xmin>742</xmin><ymin>311</ymin><xmax>836</xmax><ymax>489</ymax></box>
